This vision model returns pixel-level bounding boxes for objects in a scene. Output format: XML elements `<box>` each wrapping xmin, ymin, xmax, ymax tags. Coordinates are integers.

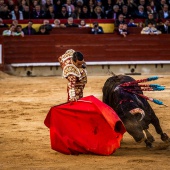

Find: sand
<box><xmin>0</xmin><ymin>71</ymin><xmax>170</xmax><ymax>170</ymax></box>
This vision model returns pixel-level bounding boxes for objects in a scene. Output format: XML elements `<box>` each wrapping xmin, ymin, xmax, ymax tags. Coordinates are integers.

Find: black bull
<box><xmin>102</xmin><ymin>75</ymin><xmax>170</xmax><ymax>148</ymax></box>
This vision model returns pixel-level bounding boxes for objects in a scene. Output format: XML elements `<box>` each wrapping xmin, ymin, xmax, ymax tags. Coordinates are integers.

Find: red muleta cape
<box><xmin>44</xmin><ymin>95</ymin><xmax>126</xmax><ymax>155</ymax></box>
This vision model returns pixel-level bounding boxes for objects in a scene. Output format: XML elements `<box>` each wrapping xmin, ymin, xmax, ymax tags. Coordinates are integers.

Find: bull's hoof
<box><xmin>145</xmin><ymin>140</ymin><xmax>153</xmax><ymax>148</ymax></box>
<box><xmin>161</xmin><ymin>133</ymin><xmax>170</xmax><ymax>142</ymax></box>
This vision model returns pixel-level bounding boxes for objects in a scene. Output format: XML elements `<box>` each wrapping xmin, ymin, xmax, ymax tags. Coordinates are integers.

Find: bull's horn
<box><xmin>129</xmin><ymin>108</ymin><xmax>145</xmax><ymax>121</ymax></box>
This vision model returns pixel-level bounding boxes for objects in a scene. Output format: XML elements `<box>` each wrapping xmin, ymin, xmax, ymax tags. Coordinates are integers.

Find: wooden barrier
<box><xmin>2</xmin><ymin>34</ymin><xmax>170</xmax><ymax>65</ymax></box>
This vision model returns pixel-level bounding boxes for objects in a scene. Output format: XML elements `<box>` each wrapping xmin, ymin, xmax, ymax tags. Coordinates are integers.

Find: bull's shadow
<box><xmin>102</xmin><ymin>75</ymin><xmax>170</xmax><ymax>148</ymax></box>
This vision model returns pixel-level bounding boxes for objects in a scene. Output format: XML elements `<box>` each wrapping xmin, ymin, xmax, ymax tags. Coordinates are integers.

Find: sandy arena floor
<box><xmin>0</xmin><ymin>71</ymin><xmax>170</xmax><ymax>170</ymax></box>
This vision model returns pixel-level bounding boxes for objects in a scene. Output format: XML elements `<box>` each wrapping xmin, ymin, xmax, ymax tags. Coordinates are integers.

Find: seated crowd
<box><xmin>1</xmin><ymin>0</ymin><xmax>170</xmax><ymax>36</ymax></box>
<box><xmin>0</xmin><ymin>0</ymin><xmax>170</xmax><ymax>20</ymax></box>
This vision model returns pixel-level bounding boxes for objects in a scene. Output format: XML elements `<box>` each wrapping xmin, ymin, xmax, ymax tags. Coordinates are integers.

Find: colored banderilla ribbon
<box><xmin>120</xmin><ymin>76</ymin><xmax>168</xmax><ymax>106</ymax></box>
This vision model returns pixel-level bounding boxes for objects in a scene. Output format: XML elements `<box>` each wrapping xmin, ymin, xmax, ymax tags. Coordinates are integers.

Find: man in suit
<box><xmin>157</xmin><ymin>20</ymin><xmax>170</xmax><ymax>34</ymax></box>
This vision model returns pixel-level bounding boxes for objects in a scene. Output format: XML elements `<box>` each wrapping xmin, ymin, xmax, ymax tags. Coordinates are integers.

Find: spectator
<box><xmin>133</xmin><ymin>5</ymin><xmax>148</xmax><ymax>19</ymax></box>
<box><xmin>0</xmin><ymin>5</ymin><xmax>12</xmax><ymax>19</ymax></box>
<box><xmin>43</xmin><ymin>0</ymin><xmax>53</xmax><ymax>12</ymax></box>
<box><xmin>115</xmin><ymin>0</ymin><xmax>125</xmax><ymax>11</ymax></box>
<box><xmin>0</xmin><ymin>0</ymin><xmax>6</xmax><ymax>12</ymax></box>
<box><xmin>104</xmin><ymin>0</ymin><xmax>113</xmax><ymax>15</ymax></box>
<box><xmin>64</xmin><ymin>0</ymin><xmax>75</xmax><ymax>17</ymax></box>
<box><xmin>15</xmin><ymin>24</ymin><xmax>24</xmax><ymax>37</ymax></box>
<box><xmin>45</xmin><ymin>5</ymin><xmax>57</xmax><ymax>19</ymax></box>
<box><xmin>87</xmin><ymin>0</ymin><xmax>95</xmax><ymax>17</ymax></box>
<box><xmin>114</xmin><ymin>14</ymin><xmax>126</xmax><ymax>28</ymax></box>
<box><xmin>11</xmin><ymin>5</ymin><xmax>24</xmax><ymax>20</ymax></box>
<box><xmin>54</xmin><ymin>0</ymin><xmax>62</xmax><ymax>15</ymax></box>
<box><xmin>106</xmin><ymin>5</ymin><xmax>120</xmax><ymax>19</ymax></box>
<box><xmin>141</xmin><ymin>22</ymin><xmax>161</xmax><ymax>34</ymax></box>
<box><xmin>127</xmin><ymin>18</ymin><xmax>137</xmax><ymax>27</ymax></box>
<box><xmin>78</xmin><ymin>19</ymin><xmax>90</xmax><ymax>27</ymax></box>
<box><xmin>91</xmin><ymin>21</ymin><xmax>104</xmax><ymax>34</ymax></box>
<box><xmin>12</xmin><ymin>19</ymin><xmax>18</xmax><ymax>28</ymax></box>
<box><xmin>32</xmin><ymin>4</ymin><xmax>45</xmax><ymax>19</ymax></box>
<box><xmin>118</xmin><ymin>23</ymin><xmax>129</xmax><ymax>37</ymax></box>
<box><xmin>79</xmin><ymin>5</ymin><xmax>91</xmax><ymax>19</ymax></box>
<box><xmin>22</xmin><ymin>20</ymin><xmax>37</xmax><ymax>35</ymax></box>
<box><xmin>42</xmin><ymin>19</ymin><xmax>53</xmax><ymax>31</ymax></box>
<box><xmin>19</xmin><ymin>0</ymin><xmax>28</xmax><ymax>12</ymax></box>
<box><xmin>93</xmin><ymin>5</ymin><xmax>105</xmax><ymax>19</ymax></box>
<box><xmin>158</xmin><ymin>4</ymin><xmax>170</xmax><ymax>19</ymax></box>
<box><xmin>137</xmin><ymin>0</ymin><xmax>147</xmax><ymax>11</ymax></box>
<box><xmin>23</xmin><ymin>5</ymin><xmax>31</xmax><ymax>19</ymax></box>
<box><xmin>64</xmin><ymin>17</ymin><xmax>78</xmax><ymax>27</ymax></box>
<box><xmin>51</xmin><ymin>19</ymin><xmax>66</xmax><ymax>28</ymax></box>
<box><xmin>37</xmin><ymin>25</ymin><xmax>49</xmax><ymax>35</ymax></box>
<box><xmin>8</xmin><ymin>0</ymin><xmax>15</xmax><ymax>11</ymax></box>
<box><xmin>0</xmin><ymin>18</ymin><xmax>8</xmax><ymax>27</ymax></box>
<box><xmin>57</xmin><ymin>5</ymin><xmax>69</xmax><ymax>19</ymax></box>
<box><xmin>127</xmin><ymin>0</ymin><xmax>137</xmax><ymax>16</ymax></box>
<box><xmin>2</xmin><ymin>24</ymin><xmax>16</xmax><ymax>36</ymax></box>
<box><xmin>146</xmin><ymin>5</ymin><xmax>158</xmax><ymax>19</ymax></box>
<box><xmin>122</xmin><ymin>5</ymin><xmax>132</xmax><ymax>19</ymax></box>
<box><xmin>157</xmin><ymin>20</ymin><xmax>170</xmax><ymax>34</ymax></box>
<box><xmin>145</xmin><ymin>13</ymin><xmax>157</xmax><ymax>26</ymax></box>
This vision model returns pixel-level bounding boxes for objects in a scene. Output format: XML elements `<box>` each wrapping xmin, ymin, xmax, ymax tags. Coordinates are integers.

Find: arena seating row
<box><xmin>2</xmin><ymin>34</ymin><xmax>170</xmax><ymax>66</ymax></box>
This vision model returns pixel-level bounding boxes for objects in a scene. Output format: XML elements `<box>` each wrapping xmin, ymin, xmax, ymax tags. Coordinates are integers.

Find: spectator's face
<box><xmin>46</xmin><ymin>0</ymin><xmax>51</xmax><ymax>5</ymax></box>
<box><xmin>61</xmin><ymin>7</ymin><xmax>66</xmax><ymax>12</ymax></box>
<box><xmin>118</xmin><ymin>15</ymin><xmax>124</xmax><ymax>21</ymax></box>
<box><xmin>24</xmin><ymin>6</ymin><xmax>29</xmax><ymax>12</ymax></box>
<box><xmin>35</xmin><ymin>5</ymin><xmax>41</xmax><ymax>11</ymax></box>
<box><xmin>82</xmin><ymin>7</ymin><xmax>88</xmax><ymax>13</ymax></box>
<box><xmin>148</xmin><ymin>23</ymin><xmax>152</xmax><ymax>28</ymax></box>
<box><xmin>21</xmin><ymin>0</ymin><xmax>26</xmax><ymax>5</ymax></box>
<box><xmin>10</xmin><ymin>26</ymin><xmax>15</xmax><ymax>31</ymax></box>
<box><xmin>139</xmin><ymin>0</ymin><xmax>145</xmax><ymax>5</ymax></box>
<box><xmin>0</xmin><ymin>0</ymin><xmax>4</xmax><ymax>5</ymax></box>
<box><xmin>66</xmin><ymin>0</ymin><xmax>71</xmax><ymax>5</ymax></box>
<box><xmin>123</xmin><ymin>24</ymin><xmax>127</xmax><ymax>29</ymax></box>
<box><xmin>163</xmin><ymin>5</ymin><xmax>168</xmax><ymax>12</ymax></box>
<box><xmin>113</xmin><ymin>7</ymin><xmax>119</xmax><ymax>12</ymax></box>
<box><xmin>165</xmin><ymin>20</ymin><xmax>170</xmax><ymax>26</ymax></box>
<box><xmin>40</xmin><ymin>28</ymin><xmax>46</xmax><ymax>33</ymax></box>
<box><xmin>80</xmin><ymin>20</ymin><xmax>85</xmax><ymax>26</ymax></box>
<box><xmin>138</xmin><ymin>6</ymin><xmax>144</xmax><ymax>12</ymax></box>
<box><xmin>68</xmin><ymin>18</ymin><xmax>73</xmax><ymax>25</ymax></box>
<box><xmin>148</xmin><ymin>14</ymin><xmax>153</xmax><ymax>19</ymax></box>
<box><xmin>28</xmin><ymin>22</ymin><xmax>33</xmax><ymax>27</ymax></box>
<box><xmin>119</xmin><ymin>24</ymin><xmax>123</xmax><ymax>29</ymax></box>
<box><xmin>14</xmin><ymin>6</ymin><xmax>19</xmax><ymax>12</ymax></box>
<box><xmin>17</xmin><ymin>27</ymin><xmax>22</xmax><ymax>32</ymax></box>
<box><xmin>49</xmin><ymin>6</ymin><xmax>54</xmax><ymax>12</ymax></box>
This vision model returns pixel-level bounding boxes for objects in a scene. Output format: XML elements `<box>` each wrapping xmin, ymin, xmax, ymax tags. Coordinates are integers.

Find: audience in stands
<box><xmin>157</xmin><ymin>20</ymin><xmax>170</xmax><ymax>34</ymax></box>
<box><xmin>141</xmin><ymin>22</ymin><xmax>161</xmax><ymax>35</ymax></box>
<box><xmin>11</xmin><ymin>5</ymin><xmax>23</xmax><ymax>20</ymax></box>
<box><xmin>117</xmin><ymin>23</ymin><xmax>129</xmax><ymax>37</ymax></box>
<box><xmin>22</xmin><ymin>20</ymin><xmax>36</xmax><ymax>35</ymax></box>
<box><xmin>2</xmin><ymin>24</ymin><xmax>15</xmax><ymax>36</ymax></box>
<box><xmin>78</xmin><ymin>19</ymin><xmax>89</xmax><ymax>27</ymax></box>
<box><xmin>37</xmin><ymin>25</ymin><xmax>49</xmax><ymax>35</ymax></box>
<box><xmin>114</xmin><ymin>14</ymin><xmax>126</xmax><ymax>28</ymax></box>
<box><xmin>42</xmin><ymin>19</ymin><xmax>53</xmax><ymax>31</ymax></box>
<box><xmin>91</xmin><ymin>21</ymin><xmax>104</xmax><ymax>34</ymax></box>
<box><xmin>127</xmin><ymin>18</ymin><xmax>137</xmax><ymax>27</ymax></box>
<box><xmin>15</xmin><ymin>24</ymin><xmax>24</xmax><ymax>37</ymax></box>
<box><xmin>64</xmin><ymin>17</ymin><xmax>78</xmax><ymax>27</ymax></box>
<box><xmin>0</xmin><ymin>0</ymin><xmax>170</xmax><ymax>35</ymax></box>
<box><xmin>51</xmin><ymin>18</ymin><xmax>66</xmax><ymax>28</ymax></box>
<box><xmin>0</xmin><ymin>18</ymin><xmax>8</xmax><ymax>27</ymax></box>
<box><xmin>145</xmin><ymin>13</ymin><xmax>157</xmax><ymax>26</ymax></box>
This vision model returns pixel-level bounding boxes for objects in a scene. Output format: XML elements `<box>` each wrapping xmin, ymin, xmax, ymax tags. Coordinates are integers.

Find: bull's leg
<box><xmin>150</xmin><ymin>112</ymin><xmax>170</xmax><ymax>143</ymax></box>
<box><xmin>144</xmin><ymin>129</ymin><xmax>155</xmax><ymax>143</ymax></box>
